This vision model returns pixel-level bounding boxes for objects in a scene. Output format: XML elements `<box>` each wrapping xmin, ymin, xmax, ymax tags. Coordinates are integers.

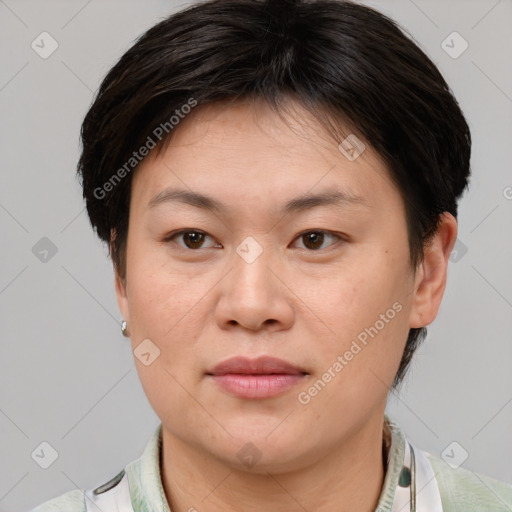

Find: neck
<box><xmin>161</xmin><ymin>414</ymin><xmax>387</xmax><ymax>512</ymax></box>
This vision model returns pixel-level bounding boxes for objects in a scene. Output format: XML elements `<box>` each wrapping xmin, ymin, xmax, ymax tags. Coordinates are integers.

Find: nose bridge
<box><xmin>232</xmin><ymin>235</ymin><xmax>276</xmax><ymax>299</ymax></box>
<box><xmin>215</xmin><ymin>234</ymin><xmax>294</xmax><ymax>331</ymax></box>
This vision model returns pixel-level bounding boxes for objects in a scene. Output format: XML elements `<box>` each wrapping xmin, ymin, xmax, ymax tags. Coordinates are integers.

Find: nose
<box><xmin>214</xmin><ymin>241</ymin><xmax>295</xmax><ymax>332</ymax></box>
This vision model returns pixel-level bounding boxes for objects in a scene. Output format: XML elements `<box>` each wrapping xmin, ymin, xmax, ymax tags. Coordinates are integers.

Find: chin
<box><xmin>204</xmin><ymin>423</ymin><xmax>317</xmax><ymax>474</ymax></box>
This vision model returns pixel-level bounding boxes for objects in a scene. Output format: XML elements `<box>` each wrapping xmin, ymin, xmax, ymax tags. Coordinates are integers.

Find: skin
<box><xmin>114</xmin><ymin>98</ymin><xmax>458</xmax><ymax>512</ymax></box>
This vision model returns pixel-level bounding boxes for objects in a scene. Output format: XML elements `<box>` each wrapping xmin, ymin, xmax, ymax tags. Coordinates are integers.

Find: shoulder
<box><xmin>426</xmin><ymin>451</ymin><xmax>512</xmax><ymax>511</ymax></box>
<box><xmin>29</xmin><ymin>468</ymin><xmax>128</xmax><ymax>512</ymax></box>
<box><xmin>28</xmin><ymin>424</ymin><xmax>160</xmax><ymax>512</ymax></box>
<box><xmin>29</xmin><ymin>489</ymin><xmax>85</xmax><ymax>512</ymax></box>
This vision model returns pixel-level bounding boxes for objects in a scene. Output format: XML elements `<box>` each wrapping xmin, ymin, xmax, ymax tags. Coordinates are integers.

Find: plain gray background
<box><xmin>1</xmin><ymin>0</ymin><xmax>511</xmax><ymax>510</ymax></box>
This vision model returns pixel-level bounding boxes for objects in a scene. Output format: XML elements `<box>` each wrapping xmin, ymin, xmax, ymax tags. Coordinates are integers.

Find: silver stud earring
<box><xmin>121</xmin><ymin>320</ymin><xmax>129</xmax><ymax>337</ymax></box>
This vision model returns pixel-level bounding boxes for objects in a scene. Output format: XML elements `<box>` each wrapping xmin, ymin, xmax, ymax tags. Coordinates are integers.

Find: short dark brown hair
<box><xmin>77</xmin><ymin>0</ymin><xmax>471</xmax><ymax>390</ymax></box>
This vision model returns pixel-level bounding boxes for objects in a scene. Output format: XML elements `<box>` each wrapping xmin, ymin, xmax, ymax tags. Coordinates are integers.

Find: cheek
<box><xmin>125</xmin><ymin>259</ymin><xmax>209</xmax><ymax>417</ymax></box>
<box><xmin>307</xmin><ymin>248</ymin><xmax>412</xmax><ymax>376</ymax></box>
<box><xmin>308</xmin><ymin>255</ymin><xmax>404</xmax><ymax>333</ymax></box>
<box><xmin>126</xmin><ymin>248</ymin><xmax>209</xmax><ymax>347</ymax></box>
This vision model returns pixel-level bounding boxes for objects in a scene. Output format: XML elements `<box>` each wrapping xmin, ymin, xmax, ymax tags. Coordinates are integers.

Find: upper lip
<box><xmin>208</xmin><ymin>356</ymin><xmax>308</xmax><ymax>376</ymax></box>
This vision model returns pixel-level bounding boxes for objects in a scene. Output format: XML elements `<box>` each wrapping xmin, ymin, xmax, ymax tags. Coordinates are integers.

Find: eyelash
<box><xmin>162</xmin><ymin>229</ymin><xmax>346</xmax><ymax>252</ymax></box>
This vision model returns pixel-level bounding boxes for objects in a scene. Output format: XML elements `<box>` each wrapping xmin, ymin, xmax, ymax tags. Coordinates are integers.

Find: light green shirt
<box><xmin>30</xmin><ymin>415</ymin><xmax>512</xmax><ymax>511</ymax></box>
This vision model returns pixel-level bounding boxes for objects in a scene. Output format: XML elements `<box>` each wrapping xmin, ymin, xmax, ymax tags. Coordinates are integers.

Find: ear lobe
<box><xmin>409</xmin><ymin>212</ymin><xmax>458</xmax><ymax>328</ymax></box>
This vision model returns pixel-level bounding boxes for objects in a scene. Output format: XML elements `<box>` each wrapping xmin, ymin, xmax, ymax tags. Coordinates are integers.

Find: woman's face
<box><xmin>116</xmin><ymin>99</ymin><xmax>433</xmax><ymax>472</ymax></box>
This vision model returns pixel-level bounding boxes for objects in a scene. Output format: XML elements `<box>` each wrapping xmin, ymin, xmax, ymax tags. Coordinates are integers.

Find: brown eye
<box><xmin>294</xmin><ymin>230</ymin><xmax>342</xmax><ymax>251</ymax></box>
<box><xmin>165</xmin><ymin>230</ymin><xmax>218</xmax><ymax>250</ymax></box>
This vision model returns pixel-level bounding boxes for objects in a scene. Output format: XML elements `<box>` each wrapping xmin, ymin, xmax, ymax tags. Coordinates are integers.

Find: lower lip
<box><xmin>210</xmin><ymin>373</ymin><xmax>305</xmax><ymax>399</ymax></box>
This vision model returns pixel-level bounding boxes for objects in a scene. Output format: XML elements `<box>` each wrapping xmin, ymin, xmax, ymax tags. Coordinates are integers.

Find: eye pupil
<box><xmin>303</xmin><ymin>232</ymin><xmax>324</xmax><ymax>250</ymax></box>
<box><xmin>184</xmin><ymin>231</ymin><xmax>204</xmax><ymax>249</ymax></box>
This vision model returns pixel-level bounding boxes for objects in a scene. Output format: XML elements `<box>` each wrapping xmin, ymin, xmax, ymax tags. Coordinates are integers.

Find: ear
<box><xmin>409</xmin><ymin>212</ymin><xmax>458</xmax><ymax>328</ymax></box>
<box><xmin>111</xmin><ymin>235</ymin><xmax>130</xmax><ymax>324</ymax></box>
<box><xmin>114</xmin><ymin>267</ymin><xmax>130</xmax><ymax>323</ymax></box>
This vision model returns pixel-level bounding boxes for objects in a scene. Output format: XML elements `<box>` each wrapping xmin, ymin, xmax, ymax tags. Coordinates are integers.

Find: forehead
<box><xmin>130</xmin><ymin>99</ymin><xmax>399</xmax><ymax>216</ymax></box>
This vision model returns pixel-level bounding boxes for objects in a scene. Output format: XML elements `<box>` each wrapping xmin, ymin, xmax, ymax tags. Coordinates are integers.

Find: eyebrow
<box><xmin>147</xmin><ymin>186</ymin><xmax>369</xmax><ymax>216</ymax></box>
